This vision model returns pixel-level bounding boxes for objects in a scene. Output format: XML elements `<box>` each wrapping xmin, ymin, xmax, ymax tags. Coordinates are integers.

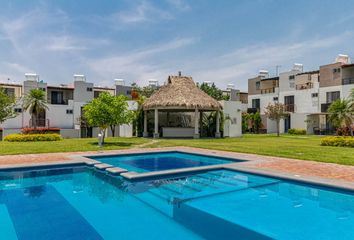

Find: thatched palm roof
<box><xmin>143</xmin><ymin>75</ymin><xmax>222</xmax><ymax>111</ymax></box>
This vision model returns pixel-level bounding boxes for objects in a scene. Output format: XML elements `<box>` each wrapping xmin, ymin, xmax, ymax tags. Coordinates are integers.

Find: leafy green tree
<box><xmin>253</xmin><ymin>111</ymin><xmax>262</xmax><ymax>133</ymax></box>
<box><xmin>0</xmin><ymin>88</ymin><xmax>17</xmax><ymax>124</ymax></box>
<box><xmin>198</xmin><ymin>83</ymin><xmax>230</xmax><ymax>101</ymax></box>
<box><xmin>264</xmin><ymin>102</ymin><xmax>289</xmax><ymax>136</ymax></box>
<box><xmin>328</xmin><ymin>99</ymin><xmax>353</xmax><ymax>136</ymax></box>
<box><xmin>131</xmin><ymin>83</ymin><xmax>159</xmax><ymax>98</ymax></box>
<box><xmin>132</xmin><ymin>96</ymin><xmax>146</xmax><ymax>136</ymax></box>
<box><xmin>241</xmin><ymin>112</ymin><xmax>249</xmax><ymax>133</ymax></box>
<box><xmin>22</xmin><ymin>89</ymin><xmax>48</xmax><ymax>128</ymax></box>
<box><xmin>109</xmin><ymin>95</ymin><xmax>134</xmax><ymax>137</ymax></box>
<box><xmin>83</xmin><ymin>93</ymin><xmax>133</xmax><ymax>144</ymax></box>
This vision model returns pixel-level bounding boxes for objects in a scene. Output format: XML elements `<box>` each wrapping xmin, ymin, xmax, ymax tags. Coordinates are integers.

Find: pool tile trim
<box><xmin>0</xmin><ymin>147</ymin><xmax>353</xmax><ymax>191</ymax></box>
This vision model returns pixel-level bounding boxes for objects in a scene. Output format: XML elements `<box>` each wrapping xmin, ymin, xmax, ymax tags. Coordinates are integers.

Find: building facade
<box><xmin>248</xmin><ymin>55</ymin><xmax>354</xmax><ymax>134</ymax></box>
<box><xmin>0</xmin><ymin>74</ymin><xmax>136</xmax><ymax>139</ymax></box>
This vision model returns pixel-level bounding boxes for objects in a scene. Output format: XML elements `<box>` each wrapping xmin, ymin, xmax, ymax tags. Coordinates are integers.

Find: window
<box><xmin>289</xmin><ymin>75</ymin><xmax>295</xmax><ymax>80</ymax></box>
<box><xmin>255</xmin><ymin>81</ymin><xmax>260</xmax><ymax>90</ymax></box>
<box><xmin>94</xmin><ymin>91</ymin><xmax>101</xmax><ymax>98</ymax></box>
<box><xmin>333</xmin><ymin>68</ymin><xmax>341</xmax><ymax>73</ymax></box>
<box><xmin>127</xmin><ymin>90</ymin><xmax>132</xmax><ymax>95</ymax></box>
<box><xmin>3</xmin><ymin>88</ymin><xmax>15</xmax><ymax>97</ymax></box>
<box><xmin>14</xmin><ymin>108</ymin><xmax>22</xmax><ymax>113</ymax></box>
<box><xmin>252</xmin><ymin>99</ymin><xmax>260</xmax><ymax>109</ymax></box>
<box><xmin>326</xmin><ymin>91</ymin><xmax>340</xmax><ymax>103</ymax></box>
<box><xmin>311</xmin><ymin>93</ymin><xmax>318</xmax><ymax>98</ymax></box>
<box><xmin>87</xmin><ymin>87</ymin><xmax>93</xmax><ymax>92</ymax></box>
<box><xmin>66</xmin><ymin>109</ymin><xmax>73</xmax><ymax>114</ymax></box>
<box><xmin>51</xmin><ymin>91</ymin><xmax>64</xmax><ymax>104</ymax></box>
<box><xmin>284</xmin><ymin>95</ymin><xmax>295</xmax><ymax>112</ymax></box>
<box><xmin>273</xmin><ymin>97</ymin><xmax>278</xmax><ymax>101</ymax></box>
<box><xmin>39</xmin><ymin>87</ymin><xmax>46</xmax><ymax>92</ymax></box>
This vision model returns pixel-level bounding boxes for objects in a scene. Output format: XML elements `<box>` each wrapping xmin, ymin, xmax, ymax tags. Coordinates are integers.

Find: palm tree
<box><xmin>328</xmin><ymin>99</ymin><xmax>354</xmax><ymax>136</ymax></box>
<box><xmin>22</xmin><ymin>89</ymin><xmax>48</xmax><ymax>128</ymax></box>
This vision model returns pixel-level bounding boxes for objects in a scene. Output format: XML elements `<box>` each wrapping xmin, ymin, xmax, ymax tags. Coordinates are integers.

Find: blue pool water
<box><xmin>90</xmin><ymin>151</ymin><xmax>238</xmax><ymax>172</ymax></box>
<box><xmin>0</xmin><ymin>166</ymin><xmax>353</xmax><ymax>239</ymax></box>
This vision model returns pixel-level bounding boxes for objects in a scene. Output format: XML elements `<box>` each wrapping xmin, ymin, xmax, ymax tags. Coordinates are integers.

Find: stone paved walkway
<box><xmin>0</xmin><ymin>147</ymin><xmax>353</xmax><ymax>184</ymax></box>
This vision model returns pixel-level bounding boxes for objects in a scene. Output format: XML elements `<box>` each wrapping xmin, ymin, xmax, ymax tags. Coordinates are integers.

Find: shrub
<box><xmin>320</xmin><ymin>136</ymin><xmax>354</xmax><ymax>148</ymax></box>
<box><xmin>21</xmin><ymin>127</ymin><xmax>60</xmax><ymax>135</ymax></box>
<box><xmin>4</xmin><ymin>133</ymin><xmax>62</xmax><ymax>142</ymax></box>
<box><xmin>335</xmin><ymin>127</ymin><xmax>353</xmax><ymax>136</ymax></box>
<box><xmin>288</xmin><ymin>128</ymin><xmax>306</xmax><ymax>135</ymax></box>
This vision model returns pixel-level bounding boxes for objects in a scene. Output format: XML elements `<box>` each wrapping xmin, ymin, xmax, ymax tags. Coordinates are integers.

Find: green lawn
<box><xmin>147</xmin><ymin>135</ymin><xmax>354</xmax><ymax>166</ymax></box>
<box><xmin>0</xmin><ymin>134</ymin><xmax>353</xmax><ymax>166</ymax></box>
<box><xmin>0</xmin><ymin>137</ymin><xmax>149</xmax><ymax>155</ymax></box>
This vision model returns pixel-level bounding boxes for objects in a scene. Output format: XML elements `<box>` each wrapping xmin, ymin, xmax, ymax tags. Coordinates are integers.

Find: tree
<box><xmin>131</xmin><ymin>83</ymin><xmax>159</xmax><ymax>98</ymax></box>
<box><xmin>253</xmin><ymin>111</ymin><xmax>262</xmax><ymax>133</ymax></box>
<box><xmin>264</xmin><ymin>103</ymin><xmax>289</xmax><ymax>136</ymax></box>
<box><xmin>199</xmin><ymin>83</ymin><xmax>230</xmax><ymax>101</ymax></box>
<box><xmin>0</xmin><ymin>88</ymin><xmax>17</xmax><ymax>124</ymax></box>
<box><xmin>328</xmin><ymin>99</ymin><xmax>354</xmax><ymax>136</ymax></box>
<box><xmin>83</xmin><ymin>93</ymin><xmax>133</xmax><ymax>144</ymax></box>
<box><xmin>132</xmin><ymin>96</ymin><xmax>146</xmax><ymax>136</ymax></box>
<box><xmin>109</xmin><ymin>95</ymin><xmax>134</xmax><ymax>137</ymax></box>
<box><xmin>22</xmin><ymin>89</ymin><xmax>48</xmax><ymax>128</ymax></box>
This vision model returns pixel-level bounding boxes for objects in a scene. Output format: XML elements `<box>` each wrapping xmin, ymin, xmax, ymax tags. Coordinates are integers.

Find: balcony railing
<box><xmin>342</xmin><ymin>78</ymin><xmax>354</xmax><ymax>85</ymax></box>
<box><xmin>296</xmin><ymin>82</ymin><xmax>313</xmax><ymax>90</ymax></box>
<box><xmin>261</xmin><ymin>88</ymin><xmax>275</xmax><ymax>94</ymax></box>
<box><xmin>247</xmin><ymin>108</ymin><xmax>258</xmax><ymax>113</ymax></box>
<box><xmin>321</xmin><ymin>103</ymin><xmax>331</xmax><ymax>113</ymax></box>
<box><xmin>284</xmin><ymin>104</ymin><xmax>295</xmax><ymax>112</ymax></box>
<box><xmin>49</xmin><ymin>99</ymin><xmax>70</xmax><ymax>105</ymax></box>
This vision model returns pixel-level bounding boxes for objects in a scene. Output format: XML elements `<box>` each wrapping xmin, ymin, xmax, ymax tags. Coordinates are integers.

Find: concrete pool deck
<box><xmin>0</xmin><ymin>147</ymin><xmax>353</xmax><ymax>190</ymax></box>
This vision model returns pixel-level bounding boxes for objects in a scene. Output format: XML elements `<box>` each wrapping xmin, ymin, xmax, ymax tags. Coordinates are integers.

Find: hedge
<box><xmin>320</xmin><ymin>136</ymin><xmax>354</xmax><ymax>148</ymax></box>
<box><xmin>21</xmin><ymin>127</ymin><xmax>60</xmax><ymax>135</ymax></box>
<box><xmin>288</xmin><ymin>128</ymin><xmax>306</xmax><ymax>135</ymax></box>
<box><xmin>4</xmin><ymin>133</ymin><xmax>62</xmax><ymax>142</ymax></box>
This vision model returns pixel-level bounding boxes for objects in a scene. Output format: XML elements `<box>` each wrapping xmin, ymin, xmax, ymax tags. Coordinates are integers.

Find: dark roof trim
<box><xmin>296</xmin><ymin>70</ymin><xmax>319</xmax><ymax>76</ymax></box>
<box><xmin>342</xmin><ymin>63</ymin><xmax>354</xmax><ymax>68</ymax></box>
<box><xmin>261</xmin><ymin>76</ymin><xmax>279</xmax><ymax>81</ymax></box>
<box><xmin>47</xmin><ymin>86</ymin><xmax>74</xmax><ymax>90</ymax></box>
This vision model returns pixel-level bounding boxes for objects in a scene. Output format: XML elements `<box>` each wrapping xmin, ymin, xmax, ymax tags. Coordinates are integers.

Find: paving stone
<box><xmin>106</xmin><ymin>167</ymin><xmax>128</xmax><ymax>175</ymax></box>
<box><xmin>94</xmin><ymin>163</ymin><xmax>113</xmax><ymax>170</ymax></box>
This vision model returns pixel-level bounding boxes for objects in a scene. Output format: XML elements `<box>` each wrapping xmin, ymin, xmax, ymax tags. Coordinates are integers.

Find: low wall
<box><xmin>60</xmin><ymin>129</ymin><xmax>80</xmax><ymax>139</ymax></box>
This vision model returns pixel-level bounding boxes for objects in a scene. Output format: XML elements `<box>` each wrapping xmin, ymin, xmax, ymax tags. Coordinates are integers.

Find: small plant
<box><xmin>4</xmin><ymin>133</ymin><xmax>62</xmax><ymax>142</ymax></box>
<box><xmin>320</xmin><ymin>136</ymin><xmax>354</xmax><ymax>148</ymax></box>
<box><xmin>288</xmin><ymin>128</ymin><xmax>306</xmax><ymax>135</ymax></box>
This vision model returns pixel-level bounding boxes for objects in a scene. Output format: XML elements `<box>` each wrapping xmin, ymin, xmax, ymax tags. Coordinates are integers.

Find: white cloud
<box><xmin>88</xmin><ymin>37</ymin><xmax>197</xmax><ymax>84</ymax></box>
<box><xmin>113</xmin><ymin>1</ymin><xmax>173</xmax><ymax>24</ymax></box>
<box><xmin>166</xmin><ymin>0</ymin><xmax>191</xmax><ymax>11</ymax></box>
<box><xmin>188</xmin><ymin>32</ymin><xmax>354</xmax><ymax>90</ymax></box>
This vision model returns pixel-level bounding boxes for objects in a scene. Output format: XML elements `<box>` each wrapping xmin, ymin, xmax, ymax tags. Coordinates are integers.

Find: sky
<box><xmin>1</xmin><ymin>0</ymin><xmax>354</xmax><ymax>91</ymax></box>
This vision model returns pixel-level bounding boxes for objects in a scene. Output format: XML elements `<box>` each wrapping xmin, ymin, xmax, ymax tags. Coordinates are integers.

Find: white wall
<box><xmin>220</xmin><ymin>101</ymin><xmax>242</xmax><ymax>137</ymax></box>
<box><xmin>47</xmin><ymin>101</ymin><xmax>75</xmax><ymax>128</ymax></box>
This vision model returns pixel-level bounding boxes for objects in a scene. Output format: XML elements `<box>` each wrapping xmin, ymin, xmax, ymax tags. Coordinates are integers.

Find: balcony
<box><xmin>296</xmin><ymin>82</ymin><xmax>313</xmax><ymax>90</ymax></box>
<box><xmin>284</xmin><ymin>104</ymin><xmax>295</xmax><ymax>113</ymax></box>
<box><xmin>247</xmin><ymin>108</ymin><xmax>258</xmax><ymax>113</ymax></box>
<box><xmin>321</xmin><ymin>103</ymin><xmax>331</xmax><ymax>113</ymax></box>
<box><xmin>261</xmin><ymin>87</ymin><xmax>275</xmax><ymax>94</ymax></box>
<box><xmin>342</xmin><ymin>78</ymin><xmax>354</xmax><ymax>85</ymax></box>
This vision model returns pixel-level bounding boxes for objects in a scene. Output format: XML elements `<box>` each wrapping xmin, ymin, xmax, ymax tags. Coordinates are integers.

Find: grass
<box><xmin>0</xmin><ymin>134</ymin><xmax>353</xmax><ymax>166</ymax></box>
<box><xmin>147</xmin><ymin>134</ymin><xmax>354</xmax><ymax>166</ymax></box>
<box><xmin>0</xmin><ymin>137</ymin><xmax>149</xmax><ymax>155</ymax></box>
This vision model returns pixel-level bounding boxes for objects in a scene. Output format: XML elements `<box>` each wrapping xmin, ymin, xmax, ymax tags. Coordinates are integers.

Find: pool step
<box><xmin>134</xmin><ymin>191</ymin><xmax>174</xmax><ymax>217</ymax></box>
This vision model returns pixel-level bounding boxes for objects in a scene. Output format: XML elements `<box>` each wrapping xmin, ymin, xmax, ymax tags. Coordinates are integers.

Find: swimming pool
<box><xmin>90</xmin><ymin>151</ymin><xmax>240</xmax><ymax>173</ymax></box>
<box><xmin>0</xmin><ymin>166</ymin><xmax>353</xmax><ymax>239</ymax></box>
